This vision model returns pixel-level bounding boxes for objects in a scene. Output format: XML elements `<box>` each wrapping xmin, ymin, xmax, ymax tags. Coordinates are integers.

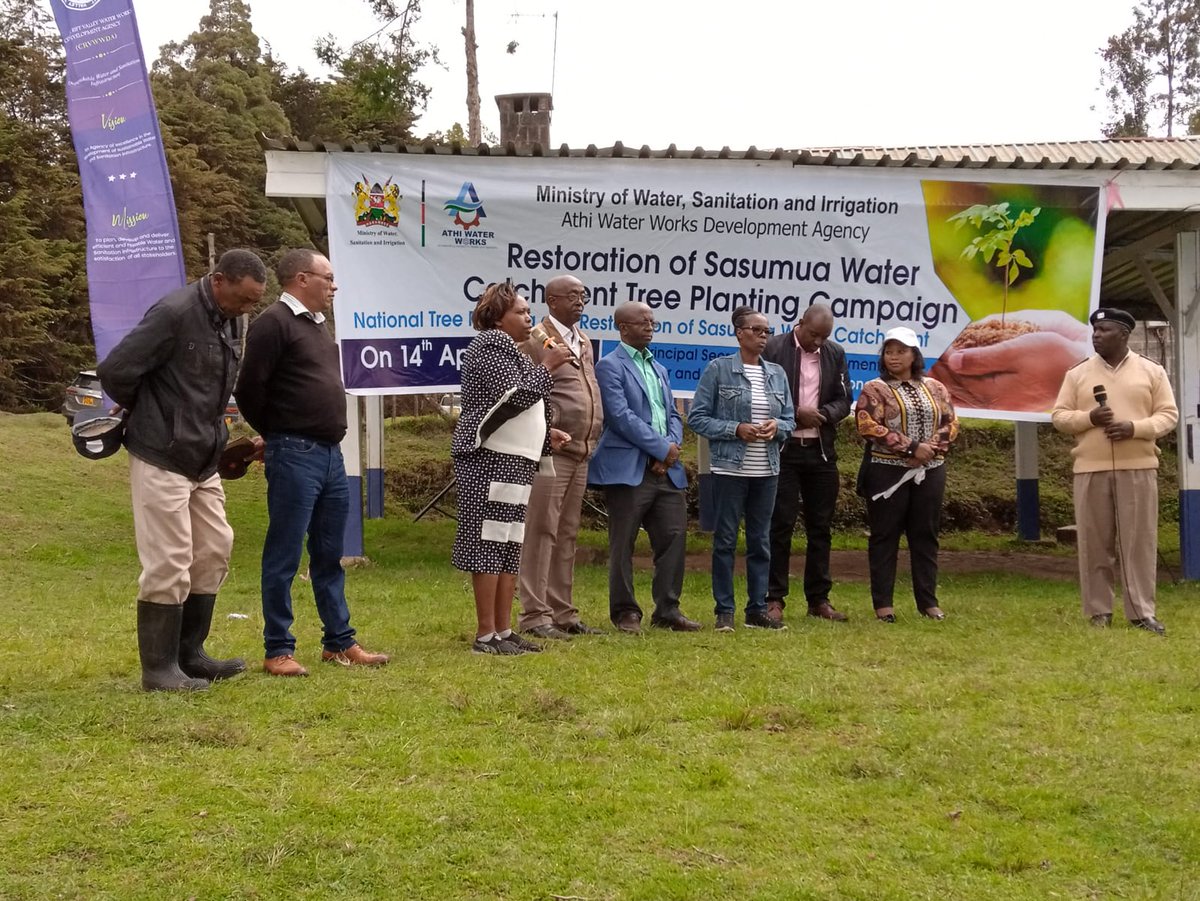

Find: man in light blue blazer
<box><xmin>589</xmin><ymin>302</ymin><xmax>700</xmax><ymax>634</ymax></box>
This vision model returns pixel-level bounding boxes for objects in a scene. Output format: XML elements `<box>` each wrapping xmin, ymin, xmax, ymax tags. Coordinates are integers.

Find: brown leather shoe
<box><xmin>614</xmin><ymin>612</ymin><xmax>642</xmax><ymax>634</ymax></box>
<box><xmin>807</xmin><ymin>602</ymin><xmax>848</xmax><ymax>622</ymax></box>
<box><xmin>766</xmin><ymin>599</ymin><xmax>785</xmax><ymax>623</ymax></box>
<box><xmin>650</xmin><ymin>611</ymin><xmax>702</xmax><ymax>632</ymax></box>
<box><xmin>264</xmin><ymin>654</ymin><xmax>309</xmax><ymax>677</ymax></box>
<box><xmin>322</xmin><ymin>643</ymin><xmax>389</xmax><ymax>666</ymax></box>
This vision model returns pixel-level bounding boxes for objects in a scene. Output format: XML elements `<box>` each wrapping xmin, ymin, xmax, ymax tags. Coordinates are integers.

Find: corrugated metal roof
<box><xmin>804</xmin><ymin>137</ymin><xmax>1200</xmax><ymax>168</ymax></box>
<box><xmin>258</xmin><ymin>133</ymin><xmax>1200</xmax><ymax>171</ymax></box>
<box><xmin>260</xmin><ymin>133</ymin><xmax>1200</xmax><ymax>320</ymax></box>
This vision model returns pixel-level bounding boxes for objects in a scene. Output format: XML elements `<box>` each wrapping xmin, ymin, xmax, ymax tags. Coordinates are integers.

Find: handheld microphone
<box><xmin>1093</xmin><ymin>384</ymin><xmax>1107</xmax><ymax>407</ymax></box>
<box><xmin>544</xmin><ymin>335</ymin><xmax>581</xmax><ymax>368</ymax></box>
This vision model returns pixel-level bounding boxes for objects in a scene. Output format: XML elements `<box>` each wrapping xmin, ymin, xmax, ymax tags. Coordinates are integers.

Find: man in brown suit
<box><xmin>517</xmin><ymin>275</ymin><xmax>606</xmax><ymax>638</ymax></box>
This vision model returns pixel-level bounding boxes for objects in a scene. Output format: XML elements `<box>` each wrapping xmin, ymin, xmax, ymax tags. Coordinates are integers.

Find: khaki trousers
<box><xmin>517</xmin><ymin>454</ymin><xmax>588</xmax><ymax>630</ymax></box>
<box><xmin>130</xmin><ymin>455</ymin><xmax>234</xmax><ymax>605</ymax></box>
<box><xmin>1073</xmin><ymin>469</ymin><xmax>1158</xmax><ymax>621</ymax></box>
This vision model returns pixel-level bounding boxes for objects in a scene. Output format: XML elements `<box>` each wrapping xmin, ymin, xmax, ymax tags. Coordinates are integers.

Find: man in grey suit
<box><xmin>588</xmin><ymin>302</ymin><xmax>700</xmax><ymax>634</ymax></box>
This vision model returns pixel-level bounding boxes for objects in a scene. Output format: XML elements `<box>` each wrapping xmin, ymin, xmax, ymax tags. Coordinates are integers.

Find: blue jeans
<box><xmin>711</xmin><ymin>474</ymin><xmax>779</xmax><ymax>615</ymax></box>
<box><xmin>262</xmin><ymin>434</ymin><xmax>356</xmax><ymax>656</ymax></box>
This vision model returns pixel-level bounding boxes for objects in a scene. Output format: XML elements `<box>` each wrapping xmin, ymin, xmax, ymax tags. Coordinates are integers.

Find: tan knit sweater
<box><xmin>1051</xmin><ymin>352</ymin><xmax>1178</xmax><ymax>473</ymax></box>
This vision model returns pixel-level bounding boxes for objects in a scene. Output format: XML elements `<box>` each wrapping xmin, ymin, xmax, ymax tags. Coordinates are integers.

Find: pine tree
<box><xmin>150</xmin><ymin>0</ymin><xmax>309</xmax><ymax>274</ymax></box>
<box><xmin>0</xmin><ymin>0</ymin><xmax>90</xmax><ymax>412</ymax></box>
<box><xmin>312</xmin><ymin>0</ymin><xmax>435</xmax><ymax>143</ymax></box>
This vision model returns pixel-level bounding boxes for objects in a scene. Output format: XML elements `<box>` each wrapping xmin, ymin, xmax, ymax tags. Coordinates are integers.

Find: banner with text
<box><xmin>326</xmin><ymin>155</ymin><xmax>1106</xmax><ymax>420</ymax></box>
<box><xmin>52</xmin><ymin>0</ymin><xmax>186</xmax><ymax>366</ymax></box>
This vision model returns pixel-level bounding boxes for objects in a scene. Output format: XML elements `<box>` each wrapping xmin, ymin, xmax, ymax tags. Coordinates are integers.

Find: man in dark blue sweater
<box><xmin>235</xmin><ymin>249</ymin><xmax>389</xmax><ymax>676</ymax></box>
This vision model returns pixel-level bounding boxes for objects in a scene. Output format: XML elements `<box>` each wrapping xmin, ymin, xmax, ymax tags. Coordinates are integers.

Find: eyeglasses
<box><xmin>302</xmin><ymin>270</ymin><xmax>335</xmax><ymax>282</ymax></box>
<box><xmin>550</xmin><ymin>289</ymin><xmax>590</xmax><ymax>302</ymax></box>
<box><xmin>737</xmin><ymin>326</ymin><xmax>773</xmax><ymax>337</ymax></box>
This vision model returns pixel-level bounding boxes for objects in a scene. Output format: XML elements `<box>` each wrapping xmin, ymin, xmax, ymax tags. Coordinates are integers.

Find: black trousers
<box><xmin>604</xmin><ymin>469</ymin><xmax>687</xmax><ymax>624</ymax></box>
<box><xmin>767</xmin><ymin>441</ymin><xmax>840</xmax><ymax>607</ymax></box>
<box><xmin>863</xmin><ymin>462</ymin><xmax>946</xmax><ymax>611</ymax></box>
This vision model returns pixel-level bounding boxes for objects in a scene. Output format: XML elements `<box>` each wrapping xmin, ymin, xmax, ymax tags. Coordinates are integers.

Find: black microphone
<box><xmin>1093</xmin><ymin>384</ymin><xmax>1107</xmax><ymax>407</ymax></box>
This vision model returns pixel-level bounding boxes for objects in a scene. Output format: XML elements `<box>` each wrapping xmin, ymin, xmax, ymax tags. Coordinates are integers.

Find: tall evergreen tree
<box><xmin>151</xmin><ymin>0</ymin><xmax>308</xmax><ymax>275</ymax></box>
<box><xmin>311</xmin><ymin>0</ymin><xmax>435</xmax><ymax>143</ymax></box>
<box><xmin>0</xmin><ymin>0</ymin><xmax>90</xmax><ymax>412</ymax></box>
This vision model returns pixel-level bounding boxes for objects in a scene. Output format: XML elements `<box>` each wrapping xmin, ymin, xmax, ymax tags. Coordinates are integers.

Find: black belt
<box><xmin>791</xmin><ymin>437</ymin><xmax>820</xmax><ymax>447</ymax></box>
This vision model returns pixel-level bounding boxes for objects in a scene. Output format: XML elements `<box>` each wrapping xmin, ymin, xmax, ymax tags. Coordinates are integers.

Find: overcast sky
<box><xmin>128</xmin><ymin>0</ymin><xmax>1147</xmax><ymax>150</ymax></box>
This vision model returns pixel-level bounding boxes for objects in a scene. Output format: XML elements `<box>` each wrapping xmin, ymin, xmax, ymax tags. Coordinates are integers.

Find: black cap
<box><xmin>1089</xmin><ymin>308</ymin><xmax>1136</xmax><ymax>331</ymax></box>
<box><xmin>71</xmin><ymin>414</ymin><xmax>126</xmax><ymax>460</ymax></box>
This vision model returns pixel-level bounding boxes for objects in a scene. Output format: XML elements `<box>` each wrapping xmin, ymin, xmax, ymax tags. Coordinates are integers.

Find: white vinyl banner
<box><xmin>327</xmin><ymin>155</ymin><xmax>1107</xmax><ymax>419</ymax></box>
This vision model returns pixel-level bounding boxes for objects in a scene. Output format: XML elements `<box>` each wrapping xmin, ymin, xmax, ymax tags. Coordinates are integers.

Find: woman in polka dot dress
<box><xmin>451</xmin><ymin>283</ymin><xmax>573</xmax><ymax>655</ymax></box>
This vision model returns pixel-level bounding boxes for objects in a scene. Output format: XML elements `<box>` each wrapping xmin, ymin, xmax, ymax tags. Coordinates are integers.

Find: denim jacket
<box><xmin>688</xmin><ymin>354</ymin><xmax>796</xmax><ymax>474</ymax></box>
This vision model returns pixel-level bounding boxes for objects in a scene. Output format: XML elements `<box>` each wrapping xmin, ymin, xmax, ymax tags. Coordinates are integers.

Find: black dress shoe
<box><xmin>1131</xmin><ymin>617</ymin><xmax>1166</xmax><ymax>636</ymax></box>
<box><xmin>524</xmin><ymin>624</ymin><xmax>572</xmax><ymax>640</ymax></box>
<box><xmin>650</xmin><ymin>612</ymin><xmax>702</xmax><ymax>632</ymax></box>
<box><xmin>919</xmin><ymin>608</ymin><xmax>946</xmax><ymax>620</ymax></box>
<box><xmin>1088</xmin><ymin>613</ymin><xmax>1112</xmax><ymax>628</ymax></box>
<box><xmin>876</xmin><ymin>613</ymin><xmax>896</xmax><ymax>623</ymax></box>
<box><xmin>745</xmin><ymin>609</ymin><xmax>787</xmax><ymax>630</ymax></box>
<box><xmin>614</xmin><ymin>613</ymin><xmax>642</xmax><ymax>634</ymax></box>
<box><xmin>560</xmin><ymin>621</ymin><xmax>604</xmax><ymax>635</ymax></box>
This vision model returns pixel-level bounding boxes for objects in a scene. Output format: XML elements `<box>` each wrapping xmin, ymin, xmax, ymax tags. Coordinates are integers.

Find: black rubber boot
<box><xmin>179</xmin><ymin>593</ymin><xmax>247</xmax><ymax>681</ymax></box>
<box><xmin>137</xmin><ymin>601</ymin><xmax>209</xmax><ymax>692</ymax></box>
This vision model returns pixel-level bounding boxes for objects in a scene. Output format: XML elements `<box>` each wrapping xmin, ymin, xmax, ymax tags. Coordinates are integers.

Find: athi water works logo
<box><xmin>440</xmin><ymin>182</ymin><xmax>495</xmax><ymax>247</ymax></box>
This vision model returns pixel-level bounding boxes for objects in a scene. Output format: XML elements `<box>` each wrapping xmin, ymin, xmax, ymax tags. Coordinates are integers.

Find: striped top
<box><xmin>711</xmin><ymin>364</ymin><xmax>775</xmax><ymax>477</ymax></box>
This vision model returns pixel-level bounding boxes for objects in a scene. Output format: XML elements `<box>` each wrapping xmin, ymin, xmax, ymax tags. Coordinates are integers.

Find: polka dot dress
<box><xmin>452</xmin><ymin>449</ymin><xmax>539</xmax><ymax>574</ymax></box>
<box><xmin>450</xmin><ymin>329</ymin><xmax>553</xmax><ymax>575</ymax></box>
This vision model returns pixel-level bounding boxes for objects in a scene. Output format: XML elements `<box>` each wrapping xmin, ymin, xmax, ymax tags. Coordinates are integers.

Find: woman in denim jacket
<box><xmin>688</xmin><ymin>307</ymin><xmax>795</xmax><ymax>631</ymax></box>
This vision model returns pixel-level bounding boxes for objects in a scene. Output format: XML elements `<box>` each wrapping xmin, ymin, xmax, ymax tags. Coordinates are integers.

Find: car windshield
<box><xmin>75</xmin><ymin>373</ymin><xmax>101</xmax><ymax>392</ymax></box>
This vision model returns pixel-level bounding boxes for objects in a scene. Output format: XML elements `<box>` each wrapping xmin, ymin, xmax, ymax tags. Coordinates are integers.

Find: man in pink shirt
<box><xmin>761</xmin><ymin>304</ymin><xmax>852</xmax><ymax>623</ymax></box>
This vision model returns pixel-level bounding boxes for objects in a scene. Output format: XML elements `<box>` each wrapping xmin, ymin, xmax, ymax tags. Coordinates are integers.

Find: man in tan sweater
<box><xmin>1052</xmin><ymin>308</ymin><xmax>1178</xmax><ymax>634</ymax></box>
<box><xmin>517</xmin><ymin>275</ymin><xmax>606</xmax><ymax>638</ymax></box>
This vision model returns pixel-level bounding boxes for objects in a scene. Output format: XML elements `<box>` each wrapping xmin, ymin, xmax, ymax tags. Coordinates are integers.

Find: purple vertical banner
<box><xmin>50</xmin><ymin>0</ymin><xmax>186</xmax><ymax>365</ymax></box>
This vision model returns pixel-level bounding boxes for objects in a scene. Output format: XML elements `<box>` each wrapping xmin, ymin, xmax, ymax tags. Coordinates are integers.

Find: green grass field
<box><xmin>1</xmin><ymin>413</ymin><xmax>1198</xmax><ymax>900</ymax></box>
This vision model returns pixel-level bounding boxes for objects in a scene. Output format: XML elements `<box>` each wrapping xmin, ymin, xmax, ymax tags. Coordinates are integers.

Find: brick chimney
<box><xmin>495</xmin><ymin>93</ymin><xmax>553</xmax><ymax>150</ymax></box>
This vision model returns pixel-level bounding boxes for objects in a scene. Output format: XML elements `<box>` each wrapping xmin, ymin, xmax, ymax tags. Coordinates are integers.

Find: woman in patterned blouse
<box><xmin>854</xmin><ymin>326</ymin><xmax>959</xmax><ymax>623</ymax></box>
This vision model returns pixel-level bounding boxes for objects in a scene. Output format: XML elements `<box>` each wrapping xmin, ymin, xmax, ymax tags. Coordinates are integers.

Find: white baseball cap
<box><xmin>883</xmin><ymin>326</ymin><xmax>920</xmax><ymax>348</ymax></box>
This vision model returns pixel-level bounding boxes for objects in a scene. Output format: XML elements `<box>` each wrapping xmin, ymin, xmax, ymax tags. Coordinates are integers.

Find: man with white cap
<box><xmin>1052</xmin><ymin>307</ymin><xmax>1178</xmax><ymax>634</ymax></box>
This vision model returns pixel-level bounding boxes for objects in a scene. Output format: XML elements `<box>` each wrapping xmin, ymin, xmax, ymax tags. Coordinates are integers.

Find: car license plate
<box><xmin>81</xmin><ymin>396</ymin><xmax>96</xmax><ymax>406</ymax></box>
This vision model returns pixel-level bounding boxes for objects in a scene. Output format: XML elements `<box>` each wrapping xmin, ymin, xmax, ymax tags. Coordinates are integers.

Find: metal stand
<box><xmin>413</xmin><ymin>478</ymin><xmax>457</xmax><ymax>522</ymax></box>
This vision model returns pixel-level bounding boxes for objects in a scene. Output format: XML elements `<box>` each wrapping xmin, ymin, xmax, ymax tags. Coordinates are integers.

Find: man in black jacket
<box><xmin>99</xmin><ymin>249</ymin><xmax>267</xmax><ymax>691</ymax></box>
<box><xmin>761</xmin><ymin>303</ymin><xmax>852</xmax><ymax>623</ymax></box>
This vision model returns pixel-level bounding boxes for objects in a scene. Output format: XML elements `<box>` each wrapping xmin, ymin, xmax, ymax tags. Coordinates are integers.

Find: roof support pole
<box><xmin>1173</xmin><ymin>231</ymin><xmax>1200</xmax><ymax>579</ymax></box>
<box><xmin>365</xmin><ymin>395</ymin><xmax>384</xmax><ymax>519</ymax></box>
<box><xmin>1014</xmin><ymin>422</ymin><xmax>1040</xmax><ymax>541</ymax></box>
<box><xmin>1134</xmin><ymin>255</ymin><xmax>1177</xmax><ymax>320</ymax></box>
<box><xmin>342</xmin><ymin>393</ymin><xmax>365</xmax><ymax>559</ymax></box>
